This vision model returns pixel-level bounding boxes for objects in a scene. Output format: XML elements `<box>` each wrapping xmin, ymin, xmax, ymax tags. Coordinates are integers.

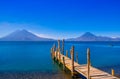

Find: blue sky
<box><xmin>0</xmin><ymin>0</ymin><xmax>120</xmax><ymax>39</ymax></box>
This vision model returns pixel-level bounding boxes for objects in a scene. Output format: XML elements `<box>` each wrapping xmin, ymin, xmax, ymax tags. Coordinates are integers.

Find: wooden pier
<box><xmin>51</xmin><ymin>40</ymin><xmax>119</xmax><ymax>79</ymax></box>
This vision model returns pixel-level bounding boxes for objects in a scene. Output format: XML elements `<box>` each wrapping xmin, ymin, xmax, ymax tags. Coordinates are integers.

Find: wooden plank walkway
<box><xmin>51</xmin><ymin>40</ymin><xmax>119</xmax><ymax>79</ymax></box>
<box><xmin>61</xmin><ymin>54</ymin><xmax>118</xmax><ymax>79</ymax></box>
<box><xmin>53</xmin><ymin>52</ymin><xmax>119</xmax><ymax>79</ymax></box>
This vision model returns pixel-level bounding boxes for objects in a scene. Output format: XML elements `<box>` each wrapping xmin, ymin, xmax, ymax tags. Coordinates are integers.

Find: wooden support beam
<box><xmin>70</xmin><ymin>49</ymin><xmax>72</xmax><ymax>59</ymax></box>
<box><xmin>71</xmin><ymin>46</ymin><xmax>74</xmax><ymax>77</ymax></box>
<box><xmin>58</xmin><ymin>40</ymin><xmax>60</xmax><ymax>52</ymax></box>
<box><xmin>55</xmin><ymin>48</ymin><xmax>58</xmax><ymax>61</ymax></box>
<box><xmin>66</xmin><ymin>50</ymin><xmax>68</xmax><ymax>57</ymax></box>
<box><xmin>87</xmin><ymin>48</ymin><xmax>90</xmax><ymax>79</ymax></box>
<box><xmin>59</xmin><ymin>50</ymin><xmax>61</xmax><ymax>64</ymax></box>
<box><xmin>111</xmin><ymin>69</ymin><xmax>115</xmax><ymax>76</ymax></box>
<box><xmin>58</xmin><ymin>40</ymin><xmax>60</xmax><ymax>62</ymax></box>
<box><xmin>52</xmin><ymin>47</ymin><xmax>55</xmax><ymax>59</ymax></box>
<box><xmin>62</xmin><ymin>57</ymin><xmax>65</xmax><ymax>70</ymax></box>
<box><xmin>62</xmin><ymin>39</ymin><xmax>64</xmax><ymax>55</ymax></box>
<box><xmin>53</xmin><ymin>48</ymin><xmax>55</xmax><ymax>59</ymax></box>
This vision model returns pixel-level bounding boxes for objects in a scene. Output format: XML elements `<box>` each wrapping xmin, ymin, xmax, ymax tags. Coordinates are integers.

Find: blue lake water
<box><xmin>0</xmin><ymin>41</ymin><xmax>120</xmax><ymax>79</ymax></box>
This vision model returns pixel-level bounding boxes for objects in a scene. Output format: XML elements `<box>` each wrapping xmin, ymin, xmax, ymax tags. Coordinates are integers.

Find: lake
<box><xmin>0</xmin><ymin>41</ymin><xmax>120</xmax><ymax>79</ymax></box>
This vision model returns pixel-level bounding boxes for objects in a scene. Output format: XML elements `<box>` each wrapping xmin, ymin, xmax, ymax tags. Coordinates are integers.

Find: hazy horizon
<box><xmin>0</xmin><ymin>29</ymin><xmax>120</xmax><ymax>40</ymax></box>
<box><xmin>0</xmin><ymin>0</ymin><xmax>120</xmax><ymax>39</ymax></box>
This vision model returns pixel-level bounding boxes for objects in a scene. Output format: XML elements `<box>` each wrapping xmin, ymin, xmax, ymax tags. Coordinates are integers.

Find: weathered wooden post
<box><xmin>62</xmin><ymin>39</ymin><xmax>64</xmax><ymax>55</ymax></box>
<box><xmin>70</xmin><ymin>49</ymin><xmax>72</xmax><ymax>59</ymax></box>
<box><xmin>111</xmin><ymin>69</ymin><xmax>115</xmax><ymax>76</ymax></box>
<box><xmin>76</xmin><ymin>52</ymin><xmax>78</xmax><ymax>63</ymax></box>
<box><xmin>71</xmin><ymin>46</ymin><xmax>74</xmax><ymax>77</ymax></box>
<box><xmin>52</xmin><ymin>44</ymin><xmax>56</xmax><ymax>60</ymax></box>
<box><xmin>87</xmin><ymin>48</ymin><xmax>90</xmax><ymax>79</ymax></box>
<box><xmin>55</xmin><ymin>48</ymin><xmax>57</xmax><ymax>61</ymax></box>
<box><xmin>62</xmin><ymin>57</ymin><xmax>65</xmax><ymax>70</ymax></box>
<box><xmin>52</xmin><ymin>47</ymin><xmax>55</xmax><ymax>59</ymax></box>
<box><xmin>66</xmin><ymin>50</ymin><xmax>68</xmax><ymax>57</ymax></box>
<box><xmin>58</xmin><ymin>40</ymin><xmax>61</xmax><ymax>63</ymax></box>
<box><xmin>56</xmin><ymin>48</ymin><xmax>59</xmax><ymax>61</ymax></box>
<box><xmin>51</xmin><ymin>47</ymin><xmax>55</xmax><ymax>64</ymax></box>
<box><xmin>59</xmin><ymin>51</ymin><xmax>61</xmax><ymax>64</ymax></box>
<box><xmin>58</xmin><ymin>40</ymin><xmax>60</xmax><ymax>52</ymax></box>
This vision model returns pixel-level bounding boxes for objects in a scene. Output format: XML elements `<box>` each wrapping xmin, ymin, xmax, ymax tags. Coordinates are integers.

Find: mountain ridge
<box><xmin>0</xmin><ymin>30</ymin><xmax>120</xmax><ymax>41</ymax></box>
<box><xmin>67</xmin><ymin>32</ymin><xmax>120</xmax><ymax>41</ymax></box>
<box><xmin>0</xmin><ymin>30</ymin><xmax>54</xmax><ymax>41</ymax></box>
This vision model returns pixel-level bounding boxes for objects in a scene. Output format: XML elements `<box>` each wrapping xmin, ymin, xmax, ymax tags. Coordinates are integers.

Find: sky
<box><xmin>0</xmin><ymin>0</ymin><xmax>120</xmax><ymax>39</ymax></box>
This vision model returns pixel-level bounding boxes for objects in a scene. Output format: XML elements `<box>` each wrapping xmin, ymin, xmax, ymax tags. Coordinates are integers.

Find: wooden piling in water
<box><xmin>55</xmin><ymin>48</ymin><xmax>58</xmax><ymax>61</ymax></box>
<box><xmin>62</xmin><ymin>39</ymin><xmax>64</xmax><ymax>55</ymax></box>
<box><xmin>58</xmin><ymin>40</ymin><xmax>60</xmax><ymax>52</ymax></box>
<box><xmin>70</xmin><ymin>49</ymin><xmax>72</xmax><ymax>59</ymax></box>
<box><xmin>58</xmin><ymin>40</ymin><xmax>61</xmax><ymax>64</ymax></box>
<box><xmin>59</xmin><ymin>51</ymin><xmax>61</xmax><ymax>64</ymax></box>
<box><xmin>111</xmin><ymin>69</ymin><xmax>115</xmax><ymax>76</ymax></box>
<box><xmin>62</xmin><ymin>57</ymin><xmax>65</xmax><ymax>70</ymax></box>
<box><xmin>71</xmin><ymin>46</ymin><xmax>74</xmax><ymax>77</ymax></box>
<box><xmin>87</xmin><ymin>48</ymin><xmax>90</xmax><ymax>79</ymax></box>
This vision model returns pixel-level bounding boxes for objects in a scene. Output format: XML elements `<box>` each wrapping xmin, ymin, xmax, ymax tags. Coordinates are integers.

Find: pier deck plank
<box><xmin>57</xmin><ymin>53</ymin><xmax>119</xmax><ymax>79</ymax></box>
